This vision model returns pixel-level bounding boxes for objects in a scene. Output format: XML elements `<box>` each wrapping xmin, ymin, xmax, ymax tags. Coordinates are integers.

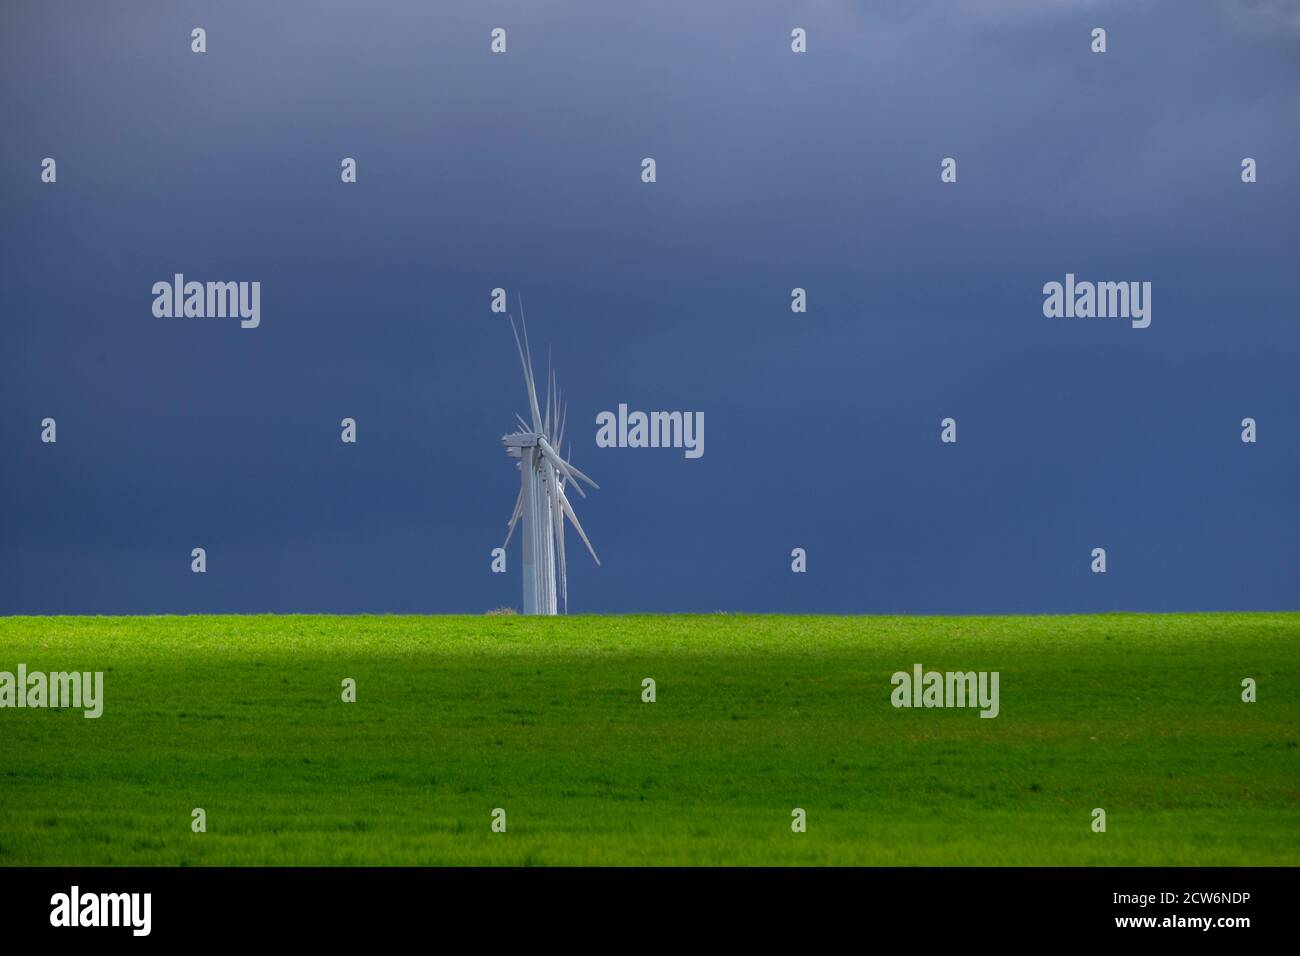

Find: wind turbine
<box><xmin>500</xmin><ymin>304</ymin><xmax>599</xmax><ymax>614</ymax></box>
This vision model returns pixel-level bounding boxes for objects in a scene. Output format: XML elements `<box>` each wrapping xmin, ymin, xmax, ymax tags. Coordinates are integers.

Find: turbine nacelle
<box><xmin>502</xmin><ymin>431</ymin><xmax>542</xmax><ymax>458</ymax></box>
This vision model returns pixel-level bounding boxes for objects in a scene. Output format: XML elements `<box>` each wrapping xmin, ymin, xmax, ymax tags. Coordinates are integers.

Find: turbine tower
<box><xmin>501</xmin><ymin>306</ymin><xmax>599</xmax><ymax>614</ymax></box>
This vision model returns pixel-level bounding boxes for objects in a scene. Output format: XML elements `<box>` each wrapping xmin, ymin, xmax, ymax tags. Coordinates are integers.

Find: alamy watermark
<box><xmin>50</xmin><ymin>886</ymin><xmax>150</xmax><ymax>936</ymax></box>
<box><xmin>891</xmin><ymin>663</ymin><xmax>999</xmax><ymax>718</ymax></box>
<box><xmin>0</xmin><ymin>665</ymin><xmax>103</xmax><ymax>718</ymax></box>
<box><xmin>1042</xmin><ymin>273</ymin><xmax>1151</xmax><ymax>329</ymax></box>
<box><xmin>595</xmin><ymin>404</ymin><xmax>704</xmax><ymax>459</ymax></box>
<box><xmin>152</xmin><ymin>274</ymin><xmax>261</xmax><ymax>328</ymax></box>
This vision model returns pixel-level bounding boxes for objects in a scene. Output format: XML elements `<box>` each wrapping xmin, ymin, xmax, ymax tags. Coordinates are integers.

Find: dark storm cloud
<box><xmin>1</xmin><ymin>1</ymin><xmax>1296</xmax><ymax>613</ymax></box>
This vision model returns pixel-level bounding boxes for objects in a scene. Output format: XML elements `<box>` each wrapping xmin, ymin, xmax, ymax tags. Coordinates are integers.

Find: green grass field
<box><xmin>0</xmin><ymin>613</ymin><xmax>1296</xmax><ymax>866</ymax></box>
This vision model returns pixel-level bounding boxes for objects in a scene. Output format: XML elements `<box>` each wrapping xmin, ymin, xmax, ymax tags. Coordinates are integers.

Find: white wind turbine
<box><xmin>500</xmin><ymin>305</ymin><xmax>599</xmax><ymax>614</ymax></box>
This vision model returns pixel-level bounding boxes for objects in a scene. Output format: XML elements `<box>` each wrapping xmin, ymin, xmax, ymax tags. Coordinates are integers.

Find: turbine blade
<box><xmin>508</xmin><ymin>312</ymin><xmax>543</xmax><ymax>433</ymax></box>
<box><xmin>502</xmin><ymin>486</ymin><xmax>524</xmax><ymax>549</ymax></box>
<box><xmin>543</xmin><ymin>356</ymin><xmax>553</xmax><ymax>437</ymax></box>
<box><xmin>538</xmin><ymin>436</ymin><xmax>599</xmax><ymax>491</ymax></box>
<box><xmin>537</xmin><ymin>438</ymin><xmax>588</xmax><ymax>498</ymax></box>
<box><xmin>559</xmin><ymin>485</ymin><xmax>600</xmax><ymax>566</ymax></box>
<box><xmin>517</xmin><ymin>297</ymin><xmax>543</xmax><ymax>432</ymax></box>
<box><xmin>550</xmin><ymin>368</ymin><xmax>559</xmax><ymax>441</ymax></box>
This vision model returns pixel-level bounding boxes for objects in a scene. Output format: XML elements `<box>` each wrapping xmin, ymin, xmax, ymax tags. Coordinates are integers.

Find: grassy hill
<box><xmin>0</xmin><ymin>613</ymin><xmax>1296</xmax><ymax>865</ymax></box>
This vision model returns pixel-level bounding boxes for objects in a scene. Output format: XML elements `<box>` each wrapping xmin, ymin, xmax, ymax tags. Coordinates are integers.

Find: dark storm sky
<box><xmin>1</xmin><ymin>0</ymin><xmax>1297</xmax><ymax>614</ymax></box>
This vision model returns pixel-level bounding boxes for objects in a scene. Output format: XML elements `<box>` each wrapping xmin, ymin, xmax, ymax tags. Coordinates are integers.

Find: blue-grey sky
<box><xmin>1</xmin><ymin>0</ymin><xmax>1297</xmax><ymax>614</ymax></box>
